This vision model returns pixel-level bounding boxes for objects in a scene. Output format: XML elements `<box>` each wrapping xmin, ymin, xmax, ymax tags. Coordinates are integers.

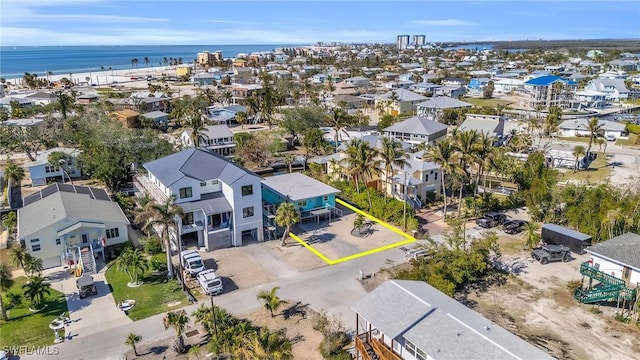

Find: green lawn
<box><xmin>0</xmin><ymin>277</ymin><xmax>68</xmax><ymax>347</ymax></box>
<box><xmin>461</xmin><ymin>97</ymin><xmax>513</xmax><ymax>107</ymax></box>
<box><xmin>616</xmin><ymin>133</ymin><xmax>639</xmax><ymax>146</ymax></box>
<box><xmin>561</xmin><ymin>152</ymin><xmax>611</xmax><ymax>183</ymax></box>
<box><xmin>104</xmin><ymin>263</ymin><xmax>187</xmax><ymax>321</ymax></box>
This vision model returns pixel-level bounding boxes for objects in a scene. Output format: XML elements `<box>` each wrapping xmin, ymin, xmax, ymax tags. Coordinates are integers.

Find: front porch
<box><xmin>179</xmin><ymin>203</ymin><xmax>233</xmax><ymax>251</ymax></box>
<box><xmin>58</xmin><ymin>223</ymin><xmax>107</xmax><ymax>275</ymax></box>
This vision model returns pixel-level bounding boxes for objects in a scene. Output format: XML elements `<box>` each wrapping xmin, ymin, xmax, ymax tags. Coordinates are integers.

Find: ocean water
<box><xmin>0</xmin><ymin>44</ymin><xmax>300</xmax><ymax>79</ymax></box>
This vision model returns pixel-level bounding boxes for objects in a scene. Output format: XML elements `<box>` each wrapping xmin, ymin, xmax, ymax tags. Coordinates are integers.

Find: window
<box><xmin>183</xmin><ymin>212</ymin><xmax>194</xmax><ymax>225</ymax></box>
<box><xmin>45</xmin><ymin>165</ymin><xmax>57</xmax><ymax>173</ymax></box>
<box><xmin>55</xmin><ymin>238</ymin><xmax>61</xmax><ymax>245</ymax></box>
<box><xmin>241</xmin><ymin>185</ymin><xmax>253</xmax><ymax>196</ymax></box>
<box><xmin>297</xmin><ymin>200</ymin><xmax>307</xmax><ymax>208</ymax></box>
<box><xmin>434</xmin><ymin>172</ymin><xmax>438</xmax><ymax>180</ymax></box>
<box><xmin>31</xmin><ymin>244</ymin><xmax>41</xmax><ymax>252</ymax></box>
<box><xmin>106</xmin><ymin>228</ymin><xmax>120</xmax><ymax>239</ymax></box>
<box><xmin>200</xmin><ymin>182</ymin><xmax>206</xmax><ymax>187</ymax></box>
<box><xmin>405</xmin><ymin>340</ymin><xmax>416</xmax><ymax>355</ymax></box>
<box><xmin>425</xmin><ymin>174</ymin><xmax>429</xmax><ymax>182</ymax></box>
<box><xmin>82</xmin><ymin>234</ymin><xmax>89</xmax><ymax>243</ymax></box>
<box><xmin>179</xmin><ymin>187</ymin><xmax>193</xmax><ymax>199</ymax></box>
<box><xmin>30</xmin><ymin>238</ymin><xmax>39</xmax><ymax>243</ymax></box>
<box><xmin>242</xmin><ymin>206</ymin><xmax>254</xmax><ymax>218</ymax></box>
<box><xmin>211</xmin><ymin>180</ymin><xmax>219</xmax><ymax>185</ymax></box>
<box><xmin>323</xmin><ymin>195</ymin><xmax>329</xmax><ymax>202</ymax></box>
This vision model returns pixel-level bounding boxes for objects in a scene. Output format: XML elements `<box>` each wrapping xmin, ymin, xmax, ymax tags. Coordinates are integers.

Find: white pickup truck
<box><xmin>197</xmin><ymin>269</ymin><xmax>223</xmax><ymax>295</ymax></box>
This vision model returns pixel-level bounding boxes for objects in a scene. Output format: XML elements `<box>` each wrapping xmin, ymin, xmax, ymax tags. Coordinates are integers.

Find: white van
<box><xmin>181</xmin><ymin>249</ymin><xmax>205</xmax><ymax>276</ymax></box>
<box><xmin>197</xmin><ymin>269</ymin><xmax>223</xmax><ymax>295</ymax></box>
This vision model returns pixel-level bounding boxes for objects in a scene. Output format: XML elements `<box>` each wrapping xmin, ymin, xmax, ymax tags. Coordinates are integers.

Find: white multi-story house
<box><xmin>383</xmin><ymin>116</ymin><xmax>448</xmax><ymax>146</ymax></box>
<box><xmin>138</xmin><ymin>148</ymin><xmax>264</xmax><ymax>251</ymax></box>
<box><xmin>523</xmin><ymin>75</ymin><xmax>577</xmax><ymax>110</ymax></box>
<box><xmin>583</xmin><ymin>79</ymin><xmax>630</xmax><ymax>102</ymax></box>
<box><xmin>388</xmin><ymin>151</ymin><xmax>442</xmax><ymax>208</ymax></box>
<box><xmin>180</xmin><ymin>125</ymin><xmax>236</xmax><ymax>157</ymax></box>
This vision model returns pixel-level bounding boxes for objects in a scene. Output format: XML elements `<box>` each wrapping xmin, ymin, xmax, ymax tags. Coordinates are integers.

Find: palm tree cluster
<box><xmin>162</xmin><ymin>297</ymin><xmax>293</xmax><ymax>359</ymax></box>
<box><xmin>341</xmin><ymin>138</ymin><xmax>382</xmax><ymax>191</ymax></box>
<box><xmin>421</xmin><ymin>129</ymin><xmax>497</xmax><ymax>219</ymax></box>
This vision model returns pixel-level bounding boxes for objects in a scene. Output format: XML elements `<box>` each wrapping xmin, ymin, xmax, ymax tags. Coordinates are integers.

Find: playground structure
<box><xmin>574</xmin><ymin>261</ymin><xmax>639</xmax><ymax>319</ymax></box>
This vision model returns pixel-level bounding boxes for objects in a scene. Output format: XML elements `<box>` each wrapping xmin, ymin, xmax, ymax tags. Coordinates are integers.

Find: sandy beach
<box><xmin>5</xmin><ymin>65</ymin><xmax>184</xmax><ymax>88</ymax></box>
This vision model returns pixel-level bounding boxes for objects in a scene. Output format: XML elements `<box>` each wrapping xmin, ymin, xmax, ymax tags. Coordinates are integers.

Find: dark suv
<box><xmin>531</xmin><ymin>244</ymin><xmax>571</xmax><ymax>264</ymax></box>
<box><xmin>503</xmin><ymin>220</ymin><xmax>528</xmax><ymax>234</ymax></box>
<box><xmin>476</xmin><ymin>212</ymin><xmax>508</xmax><ymax>228</ymax></box>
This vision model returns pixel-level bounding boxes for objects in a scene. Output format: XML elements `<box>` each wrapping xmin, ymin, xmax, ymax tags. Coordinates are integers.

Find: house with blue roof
<box><xmin>524</xmin><ymin>75</ymin><xmax>577</xmax><ymax>109</ymax></box>
<box><xmin>138</xmin><ymin>148</ymin><xmax>264</xmax><ymax>250</ymax></box>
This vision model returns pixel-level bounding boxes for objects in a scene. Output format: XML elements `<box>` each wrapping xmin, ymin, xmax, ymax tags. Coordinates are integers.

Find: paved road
<box><xmin>22</xmin><ymin>245</ymin><xmax>411</xmax><ymax>360</ymax></box>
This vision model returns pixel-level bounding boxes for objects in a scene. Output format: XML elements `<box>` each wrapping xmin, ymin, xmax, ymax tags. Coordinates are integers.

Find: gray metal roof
<box><xmin>261</xmin><ymin>173</ymin><xmax>339</xmax><ymax>202</ymax></box>
<box><xmin>459</xmin><ymin>119</ymin><xmax>501</xmax><ymax>135</ymax></box>
<box><xmin>18</xmin><ymin>185</ymin><xmax>129</xmax><ymax>238</ymax></box>
<box><xmin>383</xmin><ymin>116</ymin><xmax>448</xmax><ymax>136</ymax></box>
<box><xmin>542</xmin><ymin>223</ymin><xmax>592</xmax><ymax>241</ymax></box>
<box><xmin>141</xmin><ymin>111</ymin><xmax>168</xmax><ymax>119</ymax></box>
<box><xmin>558</xmin><ymin>118</ymin><xmax>626</xmax><ymax>132</ymax></box>
<box><xmin>586</xmin><ymin>233</ymin><xmax>640</xmax><ymax>270</ymax></box>
<box><xmin>352</xmin><ymin>280</ymin><xmax>554</xmax><ymax>360</ymax></box>
<box><xmin>416</xmin><ymin>96</ymin><xmax>473</xmax><ymax>110</ymax></box>
<box><xmin>143</xmin><ymin>148</ymin><xmax>259</xmax><ymax>187</ymax></box>
<box><xmin>179</xmin><ymin>192</ymin><xmax>232</xmax><ymax>215</ymax></box>
<box><xmin>377</xmin><ymin>89</ymin><xmax>427</xmax><ymax>102</ymax></box>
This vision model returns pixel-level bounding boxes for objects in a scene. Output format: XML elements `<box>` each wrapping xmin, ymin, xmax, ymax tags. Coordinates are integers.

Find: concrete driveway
<box><xmin>44</xmin><ymin>267</ymin><xmax>132</xmax><ymax>339</ymax></box>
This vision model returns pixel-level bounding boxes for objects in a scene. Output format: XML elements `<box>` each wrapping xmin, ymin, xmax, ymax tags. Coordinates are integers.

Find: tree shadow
<box><xmin>141</xmin><ymin>345</ymin><xmax>168</xmax><ymax>355</ymax></box>
<box><xmin>282</xmin><ymin>301</ymin><xmax>309</xmax><ymax>321</ymax></box>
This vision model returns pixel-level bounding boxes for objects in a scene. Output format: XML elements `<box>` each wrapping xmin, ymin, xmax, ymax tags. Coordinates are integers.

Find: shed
<box><xmin>542</xmin><ymin>223</ymin><xmax>592</xmax><ymax>254</ymax></box>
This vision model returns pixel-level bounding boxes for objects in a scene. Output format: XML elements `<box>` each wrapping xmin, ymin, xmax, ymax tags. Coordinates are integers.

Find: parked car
<box><xmin>405</xmin><ymin>249</ymin><xmax>431</xmax><ymax>263</ymax></box>
<box><xmin>531</xmin><ymin>244</ymin><xmax>571</xmax><ymax>264</ymax></box>
<box><xmin>503</xmin><ymin>220</ymin><xmax>528</xmax><ymax>234</ymax></box>
<box><xmin>76</xmin><ymin>275</ymin><xmax>97</xmax><ymax>298</ymax></box>
<box><xmin>181</xmin><ymin>250</ymin><xmax>205</xmax><ymax>277</ymax></box>
<box><xmin>476</xmin><ymin>212</ymin><xmax>508</xmax><ymax>228</ymax></box>
<box><xmin>197</xmin><ymin>269</ymin><xmax>223</xmax><ymax>295</ymax></box>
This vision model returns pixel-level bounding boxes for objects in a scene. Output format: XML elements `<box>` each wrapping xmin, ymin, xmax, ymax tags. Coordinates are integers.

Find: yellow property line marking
<box><xmin>289</xmin><ymin>198</ymin><xmax>416</xmax><ymax>265</ymax></box>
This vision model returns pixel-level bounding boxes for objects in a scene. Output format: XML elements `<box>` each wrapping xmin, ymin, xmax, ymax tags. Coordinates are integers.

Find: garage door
<box><xmin>42</xmin><ymin>256</ymin><xmax>62</xmax><ymax>269</ymax></box>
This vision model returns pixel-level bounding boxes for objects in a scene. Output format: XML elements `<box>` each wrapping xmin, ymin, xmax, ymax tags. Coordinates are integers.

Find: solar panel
<box><xmin>39</xmin><ymin>184</ymin><xmax>58</xmax><ymax>198</ymax></box>
<box><xmin>22</xmin><ymin>192</ymin><xmax>42</xmax><ymax>206</ymax></box>
<box><xmin>57</xmin><ymin>183</ymin><xmax>75</xmax><ymax>193</ymax></box>
<box><xmin>92</xmin><ymin>188</ymin><xmax>111</xmax><ymax>201</ymax></box>
<box><xmin>75</xmin><ymin>186</ymin><xmax>92</xmax><ymax>196</ymax></box>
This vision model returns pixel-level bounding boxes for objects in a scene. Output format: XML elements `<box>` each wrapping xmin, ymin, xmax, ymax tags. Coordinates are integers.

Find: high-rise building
<box><xmin>397</xmin><ymin>35</ymin><xmax>410</xmax><ymax>50</ymax></box>
<box><xmin>413</xmin><ymin>35</ymin><xmax>426</xmax><ymax>46</ymax></box>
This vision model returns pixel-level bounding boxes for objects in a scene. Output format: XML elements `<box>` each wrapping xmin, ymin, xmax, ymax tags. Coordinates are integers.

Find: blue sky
<box><xmin>1</xmin><ymin>0</ymin><xmax>639</xmax><ymax>46</ymax></box>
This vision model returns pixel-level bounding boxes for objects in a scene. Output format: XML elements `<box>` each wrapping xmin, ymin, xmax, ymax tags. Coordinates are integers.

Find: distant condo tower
<box><xmin>413</xmin><ymin>35</ymin><xmax>426</xmax><ymax>46</ymax></box>
<box><xmin>196</xmin><ymin>51</ymin><xmax>223</xmax><ymax>66</ymax></box>
<box><xmin>397</xmin><ymin>35</ymin><xmax>410</xmax><ymax>50</ymax></box>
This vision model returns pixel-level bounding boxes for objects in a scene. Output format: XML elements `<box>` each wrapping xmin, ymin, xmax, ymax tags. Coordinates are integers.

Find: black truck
<box><xmin>541</xmin><ymin>223</ymin><xmax>592</xmax><ymax>254</ymax></box>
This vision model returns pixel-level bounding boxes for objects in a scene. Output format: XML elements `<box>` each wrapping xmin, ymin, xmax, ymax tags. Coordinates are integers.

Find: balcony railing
<box><xmin>134</xmin><ymin>175</ymin><xmax>169</xmax><ymax>202</ymax></box>
<box><xmin>356</xmin><ymin>333</ymin><xmax>402</xmax><ymax>360</ymax></box>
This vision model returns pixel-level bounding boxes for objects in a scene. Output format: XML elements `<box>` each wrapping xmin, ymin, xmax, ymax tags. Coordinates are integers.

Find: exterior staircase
<box><xmin>79</xmin><ymin>244</ymin><xmax>96</xmax><ymax>275</ymax></box>
<box><xmin>574</xmin><ymin>262</ymin><xmax>637</xmax><ymax>303</ymax></box>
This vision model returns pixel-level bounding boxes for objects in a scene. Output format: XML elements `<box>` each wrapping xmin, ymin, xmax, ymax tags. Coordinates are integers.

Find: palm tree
<box><xmin>1</xmin><ymin>211</ymin><xmax>17</xmax><ymax>239</ymax></box>
<box><xmin>473</xmin><ymin>132</ymin><xmax>494</xmax><ymax>196</ymax></box>
<box><xmin>23</xmin><ymin>254</ymin><xmax>43</xmax><ymax>276</ymax></box>
<box><xmin>544</xmin><ymin>106</ymin><xmax>563</xmax><ymax>137</ymax></box>
<box><xmin>326</xmin><ymin>108</ymin><xmax>354</xmax><ymax>152</ymax></box>
<box><xmin>4</xmin><ymin>159</ymin><xmax>25</xmax><ymax>188</ymax></box>
<box><xmin>522</xmin><ymin>222</ymin><xmax>541</xmax><ymax>250</ymax></box>
<box><xmin>342</xmin><ymin>139</ymin><xmax>381</xmax><ymax>191</ymax></box>
<box><xmin>379</xmin><ymin>137</ymin><xmax>409</xmax><ymax>201</ymax></box>
<box><xmin>189</xmin><ymin>116</ymin><xmax>209</xmax><ymax>148</ymax></box>
<box><xmin>424</xmin><ymin>139</ymin><xmax>458</xmax><ymax>220</ymax></box>
<box><xmin>116</xmin><ymin>248</ymin><xmax>148</xmax><ymax>285</ymax></box>
<box><xmin>275</xmin><ymin>202</ymin><xmax>300</xmax><ymax>246</ymax></box>
<box><xmin>8</xmin><ymin>244</ymin><xmax>28</xmax><ymax>270</ymax></box>
<box><xmin>144</xmin><ymin>57</ymin><xmax>150</xmax><ymax>68</ymax></box>
<box><xmin>256</xmin><ymin>286</ymin><xmax>285</xmax><ymax>318</ymax></box>
<box><xmin>283</xmin><ymin>154</ymin><xmax>294</xmax><ymax>173</ymax></box>
<box><xmin>143</xmin><ymin>195</ymin><xmax>184</xmax><ymax>279</ymax></box>
<box><xmin>133</xmin><ymin>192</ymin><xmax>155</xmax><ymax>232</ymax></box>
<box><xmin>238</xmin><ymin>329</ymin><xmax>293</xmax><ymax>360</ymax></box>
<box><xmin>0</xmin><ymin>264</ymin><xmax>12</xmax><ymax>321</ymax></box>
<box><xmin>125</xmin><ymin>332</ymin><xmax>142</xmax><ymax>356</ymax></box>
<box><xmin>22</xmin><ymin>275</ymin><xmax>51</xmax><ymax>309</ymax></box>
<box><xmin>453</xmin><ymin>130</ymin><xmax>480</xmax><ymax>215</ymax></box>
<box><xmin>353</xmin><ymin>213</ymin><xmax>365</xmax><ymax>235</ymax></box>
<box><xmin>163</xmin><ymin>310</ymin><xmax>190</xmax><ymax>354</ymax></box>
<box><xmin>585</xmin><ymin>117</ymin><xmax>603</xmax><ymax>157</ymax></box>
<box><xmin>236</xmin><ymin>111</ymin><xmax>248</xmax><ymax>129</ymax></box>
<box><xmin>572</xmin><ymin>145</ymin><xmax>586</xmax><ymax>172</ymax></box>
